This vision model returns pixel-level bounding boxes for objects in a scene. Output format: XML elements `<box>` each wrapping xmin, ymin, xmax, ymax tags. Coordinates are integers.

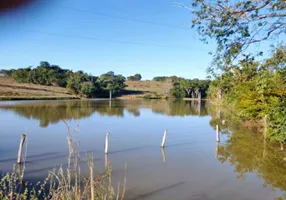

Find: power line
<box><xmin>62</xmin><ymin>6</ymin><xmax>192</xmax><ymax>31</ymax></box>
<box><xmin>23</xmin><ymin>30</ymin><xmax>210</xmax><ymax>51</ymax></box>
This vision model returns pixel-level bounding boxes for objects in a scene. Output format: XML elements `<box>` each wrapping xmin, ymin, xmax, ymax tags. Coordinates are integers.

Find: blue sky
<box><xmin>0</xmin><ymin>0</ymin><xmax>215</xmax><ymax>80</ymax></box>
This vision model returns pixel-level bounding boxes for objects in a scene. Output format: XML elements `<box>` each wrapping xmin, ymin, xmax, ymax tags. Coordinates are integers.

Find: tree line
<box><xmin>0</xmin><ymin>61</ymin><xmax>128</xmax><ymax>98</ymax></box>
<box><xmin>208</xmin><ymin>47</ymin><xmax>286</xmax><ymax>142</ymax></box>
<box><xmin>1</xmin><ymin>63</ymin><xmax>210</xmax><ymax>99</ymax></box>
<box><xmin>153</xmin><ymin>76</ymin><xmax>211</xmax><ymax>99</ymax></box>
<box><xmin>186</xmin><ymin>0</ymin><xmax>286</xmax><ymax>142</ymax></box>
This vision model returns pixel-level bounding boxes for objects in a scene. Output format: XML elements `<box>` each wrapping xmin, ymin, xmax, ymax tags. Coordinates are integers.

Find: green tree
<box><xmin>80</xmin><ymin>82</ymin><xmax>99</xmax><ymax>98</ymax></box>
<box><xmin>127</xmin><ymin>73</ymin><xmax>142</xmax><ymax>81</ymax></box>
<box><xmin>97</xmin><ymin>72</ymin><xmax>126</xmax><ymax>98</ymax></box>
<box><xmin>153</xmin><ymin>76</ymin><xmax>168</xmax><ymax>82</ymax></box>
<box><xmin>11</xmin><ymin>67</ymin><xmax>31</xmax><ymax>83</ymax></box>
<box><xmin>170</xmin><ymin>84</ymin><xmax>186</xmax><ymax>99</ymax></box>
<box><xmin>181</xmin><ymin>0</ymin><xmax>286</xmax><ymax>73</ymax></box>
<box><xmin>207</xmin><ymin>46</ymin><xmax>286</xmax><ymax>141</ymax></box>
<box><xmin>179</xmin><ymin>79</ymin><xmax>192</xmax><ymax>97</ymax></box>
<box><xmin>181</xmin><ymin>0</ymin><xmax>286</xmax><ymax>142</ymax></box>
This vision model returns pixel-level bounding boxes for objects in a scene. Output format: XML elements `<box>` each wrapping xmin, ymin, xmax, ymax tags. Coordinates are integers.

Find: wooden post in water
<box><xmin>17</xmin><ymin>134</ymin><xmax>26</xmax><ymax>164</ymax></box>
<box><xmin>161</xmin><ymin>130</ymin><xmax>167</xmax><ymax>148</ymax></box>
<box><xmin>216</xmin><ymin>125</ymin><xmax>220</xmax><ymax>142</ymax></box>
<box><xmin>105</xmin><ymin>154</ymin><xmax>108</xmax><ymax>171</ymax></box>
<box><xmin>90</xmin><ymin>155</ymin><xmax>94</xmax><ymax>200</ymax></box>
<box><xmin>105</xmin><ymin>132</ymin><xmax>110</xmax><ymax>154</ymax></box>
<box><xmin>161</xmin><ymin>148</ymin><xmax>166</xmax><ymax>163</ymax></box>
<box><xmin>109</xmin><ymin>90</ymin><xmax>112</xmax><ymax>100</ymax></box>
<box><xmin>281</xmin><ymin>143</ymin><xmax>284</xmax><ymax>151</ymax></box>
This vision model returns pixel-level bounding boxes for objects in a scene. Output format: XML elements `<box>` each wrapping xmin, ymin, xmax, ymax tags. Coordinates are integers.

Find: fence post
<box><xmin>105</xmin><ymin>132</ymin><xmax>110</xmax><ymax>154</ymax></box>
<box><xmin>161</xmin><ymin>130</ymin><xmax>167</xmax><ymax>148</ymax></box>
<box><xmin>161</xmin><ymin>148</ymin><xmax>166</xmax><ymax>163</ymax></box>
<box><xmin>17</xmin><ymin>134</ymin><xmax>26</xmax><ymax>164</ymax></box>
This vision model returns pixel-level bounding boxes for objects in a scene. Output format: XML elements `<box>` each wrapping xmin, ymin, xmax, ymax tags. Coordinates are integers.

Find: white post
<box><xmin>216</xmin><ymin>125</ymin><xmax>220</xmax><ymax>142</ymax></box>
<box><xmin>109</xmin><ymin>90</ymin><xmax>112</xmax><ymax>100</ymax></box>
<box><xmin>105</xmin><ymin>154</ymin><xmax>108</xmax><ymax>171</ymax></box>
<box><xmin>161</xmin><ymin>148</ymin><xmax>166</xmax><ymax>163</ymax></box>
<box><xmin>105</xmin><ymin>132</ymin><xmax>110</xmax><ymax>154</ymax></box>
<box><xmin>161</xmin><ymin>130</ymin><xmax>167</xmax><ymax>148</ymax></box>
<box><xmin>17</xmin><ymin>134</ymin><xmax>26</xmax><ymax>164</ymax></box>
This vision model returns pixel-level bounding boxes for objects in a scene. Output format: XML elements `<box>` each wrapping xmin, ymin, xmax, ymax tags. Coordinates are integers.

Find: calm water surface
<box><xmin>0</xmin><ymin>99</ymin><xmax>286</xmax><ymax>200</ymax></box>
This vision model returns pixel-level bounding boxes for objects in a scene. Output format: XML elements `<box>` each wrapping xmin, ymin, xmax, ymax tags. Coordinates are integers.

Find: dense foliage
<box><xmin>171</xmin><ymin>78</ymin><xmax>210</xmax><ymax>99</ymax></box>
<box><xmin>184</xmin><ymin>0</ymin><xmax>286</xmax><ymax>142</ymax></box>
<box><xmin>1</xmin><ymin>62</ymin><xmax>126</xmax><ymax>98</ymax></box>
<box><xmin>127</xmin><ymin>73</ymin><xmax>142</xmax><ymax>81</ymax></box>
<box><xmin>181</xmin><ymin>0</ymin><xmax>286</xmax><ymax>72</ymax></box>
<box><xmin>213</xmin><ymin>55</ymin><xmax>286</xmax><ymax>140</ymax></box>
<box><xmin>153</xmin><ymin>76</ymin><xmax>210</xmax><ymax>99</ymax></box>
<box><xmin>153</xmin><ymin>76</ymin><xmax>181</xmax><ymax>82</ymax></box>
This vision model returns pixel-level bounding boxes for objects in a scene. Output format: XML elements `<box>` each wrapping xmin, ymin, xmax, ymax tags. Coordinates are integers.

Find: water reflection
<box><xmin>211</xmin><ymin>106</ymin><xmax>286</xmax><ymax>197</ymax></box>
<box><xmin>216</xmin><ymin>129</ymin><xmax>286</xmax><ymax>191</ymax></box>
<box><xmin>1</xmin><ymin>100</ymin><xmax>286</xmax><ymax>199</ymax></box>
<box><xmin>0</xmin><ymin>100</ymin><xmax>207</xmax><ymax>127</ymax></box>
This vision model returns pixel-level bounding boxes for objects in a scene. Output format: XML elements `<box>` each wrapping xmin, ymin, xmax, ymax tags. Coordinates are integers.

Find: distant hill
<box><xmin>0</xmin><ymin>76</ymin><xmax>78</xmax><ymax>100</ymax></box>
<box><xmin>0</xmin><ymin>77</ymin><xmax>172</xmax><ymax>100</ymax></box>
<box><xmin>120</xmin><ymin>80</ymin><xmax>172</xmax><ymax>99</ymax></box>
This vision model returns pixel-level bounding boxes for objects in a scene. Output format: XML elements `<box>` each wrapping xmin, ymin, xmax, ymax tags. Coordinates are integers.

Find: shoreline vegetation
<box><xmin>0</xmin><ymin>124</ymin><xmax>126</xmax><ymax>200</ymax></box>
<box><xmin>1</xmin><ymin>51</ymin><xmax>285</xmax><ymax>144</ymax></box>
<box><xmin>0</xmin><ymin>62</ymin><xmax>210</xmax><ymax>101</ymax></box>
<box><xmin>184</xmin><ymin>0</ymin><xmax>286</xmax><ymax>143</ymax></box>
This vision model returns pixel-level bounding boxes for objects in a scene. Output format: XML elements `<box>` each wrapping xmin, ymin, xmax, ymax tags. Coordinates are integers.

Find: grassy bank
<box><xmin>118</xmin><ymin>80</ymin><xmax>172</xmax><ymax>99</ymax></box>
<box><xmin>0</xmin><ymin>77</ymin><xmax>172</xmax><ymax>100</ymax></box>
<box><xmin>0</xmin><ymin>96</ymin><xmax>80</xmax><ymax>101</ymax></box>
<box><xmin>0</xmin><ymin>77</ymin><xmax>79</xmax><ymax>100</ymax></box>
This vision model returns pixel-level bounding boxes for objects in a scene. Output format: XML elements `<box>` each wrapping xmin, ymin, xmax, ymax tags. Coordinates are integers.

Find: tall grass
<box><xmin>0</xmin><ymin>122</ymin><xmax>125</xmax><ymax>200</ymax></box>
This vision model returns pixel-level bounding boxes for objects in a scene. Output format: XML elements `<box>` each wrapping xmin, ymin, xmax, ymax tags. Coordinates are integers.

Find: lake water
<box><xmin>0</xmin><ymin>99</ymin><xmax>286</xmax><ymax>200</ymax></box>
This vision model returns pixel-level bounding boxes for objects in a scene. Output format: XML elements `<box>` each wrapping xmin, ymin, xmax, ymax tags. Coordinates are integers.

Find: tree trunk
<box><xmin>186</xmin><ymin>89</ymin><xmax>191</xmax><ymax>97</ymax></box>
<box><xmin>195</xmin><ymin>90</ymin><xmax>199</xmax><ymax>99</ymax></box>
<box><xmin>191</xmin><ymin>91</ymin><xmax>195</xmax><ymax>99</ymax></box>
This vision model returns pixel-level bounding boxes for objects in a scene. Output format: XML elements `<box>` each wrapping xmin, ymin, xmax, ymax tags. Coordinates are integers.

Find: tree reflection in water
<box><xmin>0</xmin><ymin>100</ymin><xmax>207</xmax><ymax>127</ymax></box>
<box><xmin>1</xmin><ymin>99</ymin><xmax>286</xmax><ymax>197</ymax></box>
<box><xmin>209</xmin><ymin>106</ymin><xmax>286</xmax><ymax>198</ymax></box>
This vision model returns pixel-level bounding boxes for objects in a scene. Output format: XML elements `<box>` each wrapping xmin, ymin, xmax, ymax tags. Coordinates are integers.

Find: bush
<box><xmin>80</xmin><ymin>82</ymin><xmax>98</xmax><ymax>98</ymax></box>
<box><xmin>170</xmin><ymin>86</ymin><xmax>186</xmax><ymax>99</ymax></box>
<box><xmin>127</xmin><ymin>74</ymin><xmax>142</xmax><ymax>81</ymax></box>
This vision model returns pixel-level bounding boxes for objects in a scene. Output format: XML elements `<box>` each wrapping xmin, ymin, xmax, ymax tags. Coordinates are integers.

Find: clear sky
<box><xmin>0</xmin><ymin>0</ymin><xmax>215</xmax><ymax>80</ymax></box>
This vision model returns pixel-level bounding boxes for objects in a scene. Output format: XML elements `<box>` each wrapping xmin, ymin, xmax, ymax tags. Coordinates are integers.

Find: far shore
<box><xmin>0</xmin><ymin>95</ymin><xmax>207</xmax><ymax>101</ymax></box>
<box><xmin>0</xmin><ymin>96</ymin><xmax>80</xmax><ymax>101</ymax></box>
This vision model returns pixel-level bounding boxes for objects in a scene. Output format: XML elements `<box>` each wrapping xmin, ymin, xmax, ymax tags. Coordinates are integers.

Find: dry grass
<box><xmin>0</xmin><ymin>77</ymin><xmax>173</xmax><ymax>100</ymax></box>
<box><xmin>120</xmin><ymin>81</ymin><xmax>173</xmax><ymax>99</ymax></box>
<box><xmin>0</xmin><ymin>123</ymin><xmax>125</xmax><ymax>200</ymax></box>
<box><xmin>0</xmin><ymin>77</ymin><xmax>78</xmax><ymax>100</ymax></box>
